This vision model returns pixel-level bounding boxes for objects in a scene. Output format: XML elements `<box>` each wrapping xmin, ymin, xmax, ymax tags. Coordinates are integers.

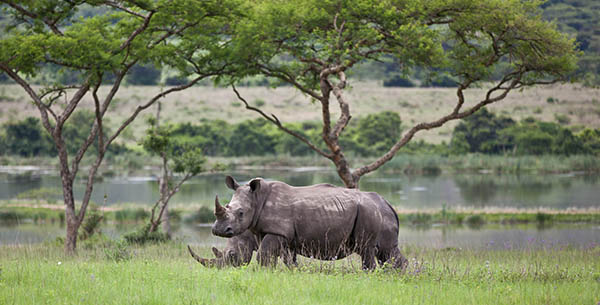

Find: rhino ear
<box><xmin>225</xmin><ymin>176</ymin><xmax>239</xmax><ymax>190</ymax></box>
<box><xmin>249</xmin><ymin>178</ymin><xmax>261</xmax><ymax>193</ymax></box>
<box><xmin>212</xmin><ymin>247</ymin><xmax>223</xmax><ymax>258</ymax></box>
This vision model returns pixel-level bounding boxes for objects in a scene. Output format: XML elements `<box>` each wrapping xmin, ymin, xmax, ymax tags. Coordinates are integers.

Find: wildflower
<box><xmin>57</xmin><ymin>261</ymin><xmax>62</xmax><ymax>265</ymax></box>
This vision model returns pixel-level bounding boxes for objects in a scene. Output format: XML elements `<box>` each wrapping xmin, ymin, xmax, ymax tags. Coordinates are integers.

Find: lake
<box><xmin>1</xmin><ymin>167</ymin><xmax>599</xmax><ymax>209</ymax></box>
<box><xmin>1</xmin><ymin>167</ymin><xmax>599</xmax><ymax>249</ymax></box>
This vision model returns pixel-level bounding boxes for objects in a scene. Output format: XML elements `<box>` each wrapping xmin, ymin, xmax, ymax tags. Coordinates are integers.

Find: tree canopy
<box><xmin>224</xmin><ymin>0</ymin><xmax>579</xmax><ymax>187</ymax></box>
<box><xmin>0</xmin><ymin>0</ymin><xmax>238</xmax><ymax>253</ymax></box>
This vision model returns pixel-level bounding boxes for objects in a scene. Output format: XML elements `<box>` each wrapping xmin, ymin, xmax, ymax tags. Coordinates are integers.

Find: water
<box><xmin>1</xmin><ymin>168</ymin><xmax>599</xmax><ymax>209</ymax></box>
<box><xmin>2</xmin><ymin>222</ymin><xmax>598</xmax><ymax>250</ymax></box>
<box><xmin>1</xmin><ymin>167</ymin><xmax>599</xmax><ymax>248</ymax></box>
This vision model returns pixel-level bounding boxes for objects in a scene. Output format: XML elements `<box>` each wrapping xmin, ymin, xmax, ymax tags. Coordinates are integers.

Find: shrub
<box><xmin>407</xmin><ymin>213</ymin><xmax>432</xmax><ymax>224</ymax></box>
<box><xmin>536</xmin><ymin>212</ymin><xmax>552</xmax><ymax>224</ymax></box>
<box><xmin>114</xmin><ymin>208</ymin><xmax>149</xmax><ymax>222</ymax></box>
<box><xmin>123</xmin><ymin>224</ymin><xmax>168</xmax><ymax>245</ymax></box>
<box><xmin>465</xmin><ymin>214</ymin><xmax>485</xmax><ymax>227</ymax></box>
<box><xmin>383</xmin><ymin>75</ymin><xmax>415</xmax><ymax>87</ymax></box>
<box><xmin>554</xmin><ymin>113</ymin><xmax>571</xmax><ymax>125</ymax></box>
<box><xmin>79</xmin><ymin>213</ymin><xmax>104</xmax><ymax>241</ymax></box>
<box><xmin>185</xmin><ymin>206</ymin><xmax>216</xmax><ymax>223</ymax></box>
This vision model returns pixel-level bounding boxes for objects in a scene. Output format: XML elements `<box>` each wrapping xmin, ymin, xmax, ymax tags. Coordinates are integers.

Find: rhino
<box><xmin>210</xmin><ymin>176</ymin><xmax>407</xmax><ymax>270</ymax></box>
<box><xmin>187</xmin><ymin>230</ymin><xmax>259</xmax><ymax>267</ymax></box>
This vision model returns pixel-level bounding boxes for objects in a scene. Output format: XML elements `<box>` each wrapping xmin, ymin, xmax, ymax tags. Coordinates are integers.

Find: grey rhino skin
<box><xmin>211</xmin><ymin>176</ymin><xmax>407</xmax><ymax>270</ymax></box>
<box><xmin>187</xmin><ymin>230</ymin><xmax>258</xmax><ymax>267</ymax></box>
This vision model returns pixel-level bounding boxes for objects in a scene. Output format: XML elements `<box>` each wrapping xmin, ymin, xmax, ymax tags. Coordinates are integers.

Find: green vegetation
<box><xmin>449</xmin><ymin>108</ymin><xmax>600</xmax><ymax>156</ymax></box>
<box><xmin>0</xmin><ymin>243</ymin><xmax>598</xmax><ymax>304</ymax></box>
<box><xmin>15</xmin><ymin>187</ymin><xmax>62</xmax><ymax>204</ymax></box>
<box><xmin>3</xmin><ymin>111</ymin><xmax>599</xmax><ymax>161</ymax></box>
<box><xmin>542</xmin><ymin>0</ymin><xmax>600</xmax><ymax>85</ymax></box>
<box><xmin>2</xmin><ymin>0</ymin><xmax>592</xmax><ymax>87</ymax></box>
<box><xmin>3</xmin><ymin>203</ymin><xmax>600</xmax><ymax>227</ymax></box>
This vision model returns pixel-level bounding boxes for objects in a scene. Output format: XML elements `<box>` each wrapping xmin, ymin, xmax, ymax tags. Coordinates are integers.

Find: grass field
<box><xmin>0</xmin><ymin>242</ymin><xmax>598</xmax><ymax>304</ymax></box>
<box><xmin>1</xmin><ymin>83</ymin><xmax>599</xmax><ymax>144</ymax></box>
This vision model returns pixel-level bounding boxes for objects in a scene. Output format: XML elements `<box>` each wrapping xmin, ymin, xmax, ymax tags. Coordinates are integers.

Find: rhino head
<box><xmin>188</xmin><ymin>230</ymin><xmax>259</xmax><ymax>267</ymax></box>
<box><xmin>212</xmin><ymin>176</ymin><xmax>269</xmax><ymax>238</ymax></box>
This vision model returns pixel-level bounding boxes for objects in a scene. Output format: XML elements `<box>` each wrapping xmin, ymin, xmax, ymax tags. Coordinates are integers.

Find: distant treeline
<box><xmin>0</xmin><ymin>111</ymin><xmax>128</xmax><ymax>158</ymax></box>
<box><xmin>1</xmin><ymin>110</ymin><xmax>599</xmax><ymax>158</ymax></box>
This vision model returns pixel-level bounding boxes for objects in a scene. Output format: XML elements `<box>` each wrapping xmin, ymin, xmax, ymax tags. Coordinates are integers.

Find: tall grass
<box><xmin>0</xmin><ymin>243</ymin><xmax>598</xmax><ymax>305</ymax></box>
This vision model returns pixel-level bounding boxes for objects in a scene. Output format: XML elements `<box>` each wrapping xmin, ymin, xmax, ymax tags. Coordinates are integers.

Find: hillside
<box><xmin>1</xmin><ymin>83</ymin><xmax>598</xmax><ymax>144</ymax></box>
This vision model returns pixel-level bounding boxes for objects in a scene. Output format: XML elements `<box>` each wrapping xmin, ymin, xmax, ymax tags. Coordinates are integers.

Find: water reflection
<box><xmin>2</xmin><ymin>222</ymin><xmax>598</xmax><ymax>250</ymax></box>
<box><xmin>0</xmin><ymin>169</ymin><xmax>599</xmax><ymax>209</ymax></box>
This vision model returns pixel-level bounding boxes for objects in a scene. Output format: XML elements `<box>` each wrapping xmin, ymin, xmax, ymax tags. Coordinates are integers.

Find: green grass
<box><xmin>0</xmin><ymin>243</ymin><xmax>598</xmax><ymax>304</ymax></box>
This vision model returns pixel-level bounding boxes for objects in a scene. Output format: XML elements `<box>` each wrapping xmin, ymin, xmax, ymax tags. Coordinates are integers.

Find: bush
<box><xmin>123</xmin><ymin>224</ymin><xmax>169</xmax><ymax>245</ymax></box>
<box><xmin>165</xmin><ymin>76</ymin><xmax>188</xmax><ymax>86</ymax></box>
<box><xmin>126</xmin><ymin>64</ymin><xmax>161</xmax><ymax>85</ymax></box>
<box><xmin>465</xmin><ymin>214</ymin><xmax>485</xmax><ymax>227</ymax></box>
<box><xmin>554</xmin><ymin>113</ymin><xmax>571</xmax><ymax>125</ymax></box>
<box><xmin>185</xmin><ymin>206</ymin><xmax>216</xmax><ymax>224</ymax></box>
<box><xmin>227</xmin><ymin>119</ymin><xmax>277</xmax><ymax>156</ymax></box>
<box><xmin>422</xmin><ymin>74</ymin><xmax>457</xmax><ymax>87</ymax></box>
<box><xmin>79</xmin><ymin>213</ymin><xmax>104</xmax><ymax>241</ymax></box>
<box><xmin>383</xmin><ymin>75</ymin><xmax>415</xmax><ymax>87</ymax></box>
<box><xmin>352</xmin><ymin>111</ymin><xmax>402</xmax><ymax>156</ymax></box>
<box><xmin>0</xmin><ymin>211</ymin><xmax>19</xmax><ymax>223</ymax></box>
<box><xmin>536</xmin><ymin>212</ymin><xmax>552</xmax><ymax>225</ymax></box>
<box><xmin>114</xmin><ymin>208</ymin><xmax>149</xmax><ymax>222</ymax></box>
<box><xmin>407</xmin><ymin>213</ymin><xmax>432</xmax><ymax>224</ymax></box>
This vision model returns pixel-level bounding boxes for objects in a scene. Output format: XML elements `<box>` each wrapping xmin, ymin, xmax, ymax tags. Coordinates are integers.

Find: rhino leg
<box><xmin>359</xmin><ymin>246</ymin><xmax>377</xmax><ymax>270</ymax></box>
<box><xmin>257</xmin><ymin>234</ymin><xmax>288</xmax><ymax>267</ymax></box>
<box><xmin>282</xmin><ymin>249</ymin><xmax>297</xmax><ymax>268</ymax></box>
<box><xmin>377</xmin><ymin>246</ymin><xmax>408</xmax><ymax>270</ymax></box>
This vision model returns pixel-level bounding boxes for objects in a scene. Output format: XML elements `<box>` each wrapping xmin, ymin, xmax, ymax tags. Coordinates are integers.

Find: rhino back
<box><xmin>256</xmin><ymin>182</ymin><xmax>360</xmax><ymax>253</ymax></box>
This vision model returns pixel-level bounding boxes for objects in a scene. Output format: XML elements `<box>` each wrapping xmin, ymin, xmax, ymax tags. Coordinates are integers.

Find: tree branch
<box><xmin>5</xmin><ymin>2</ymin><xmax>64</xmax><ymax>35</ymax></box>
<box><xmin>232</xmin><ymin>85</ymin><xmax>332</xmax><ymax>158</ymax></box>
<box><xmin>353</xmin><ymin>74</ymin><xmax>524</xmax><ymax>178</ymax></box>
<box><xmin>0</xmin><ymin>63</ymin><xmax>55</xmax><ymax>133</ymax></box>
<box><xmin>330</xmin><ymin>71</ymin><xmax>351</xmax><ymax>139</ymax></box>
<box><xmin>257</xmin><ymin>65</ymin><xmax>324</xmax><ymax>101</ymax></box>
<box><xmin>119</xmin><ymin>11</ymin><xmax>155</xmax><ymax>52</ymax></box>
<box><xmin>104</xmin><ymin>74</ymin><xmax>211</xmax><ymax>149</ymax></box>
<box><xmin>103</xmin><ymin>1</ymin><xmax>146</xmax><ymax>19</ymax></box>
<box><xmin>56</xmin><ymin>75</ymin><xmax>92</xmax><ymax>130</ymax></box>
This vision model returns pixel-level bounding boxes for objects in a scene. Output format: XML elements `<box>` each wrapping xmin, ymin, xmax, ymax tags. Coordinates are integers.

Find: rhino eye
<box><xmin>238</xmin><ymin>211</ymin><xmax>244</xmax><ymax>217</ymax></box>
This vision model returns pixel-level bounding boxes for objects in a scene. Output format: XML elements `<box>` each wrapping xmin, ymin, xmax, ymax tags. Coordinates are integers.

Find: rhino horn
<box><xmin>187</xmin><ymin>245</ymin><xmax>214</xmax><ymax>267</ymax></box>
<box><xmin>214</xmin><ymin>195</ymin><xmax>226</xmax><ymax>218</ymax></box>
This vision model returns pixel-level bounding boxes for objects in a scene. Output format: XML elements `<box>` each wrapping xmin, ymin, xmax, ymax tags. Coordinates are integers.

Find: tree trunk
<box><xmin>162</xmin><ymin>207</ymin><xmax>171</xmax><ymax>238</ymax></box>
<box><xmin>61</xmin><ymin>174</ymin><xmax>80</xmax><ymax>254</ymax></box>
<box><xmin>65</xmin><ymin>212</ymin><xmax>80</xmax><ymax>254</ymax></box>
<box><xmin>332</xmin><ymin>152</ymin><xmax>359</xmax><ymax>189</ymax></box>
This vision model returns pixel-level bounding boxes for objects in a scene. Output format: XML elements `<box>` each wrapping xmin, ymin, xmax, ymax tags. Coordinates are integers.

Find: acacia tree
<box><xmin>228</xmin><ymin>0</ymin><xmax>578</xmax><ymax>188</ymax></box>
<box><xmin>141</xmin><ymin>113</ymin><xmax>207</xmax><ymax>238</ymax></box>
<box><xmin>0</xmin><ymin>0</ymin><xmax>236</xmax><ymax>253</ymax></box>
